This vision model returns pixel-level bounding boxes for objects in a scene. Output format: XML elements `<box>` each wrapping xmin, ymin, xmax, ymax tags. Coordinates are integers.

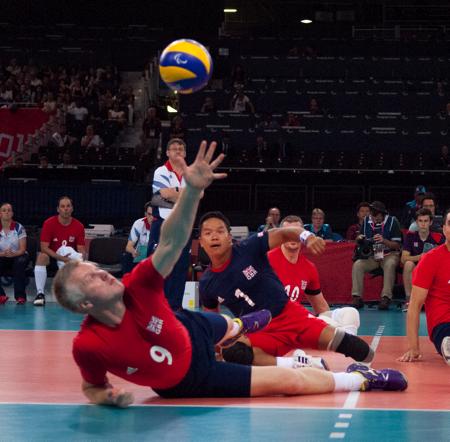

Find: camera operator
<box><xmin>351</xmin><ymin>201</ymin><xmax>402</xmax><ymax>310</ymax></box>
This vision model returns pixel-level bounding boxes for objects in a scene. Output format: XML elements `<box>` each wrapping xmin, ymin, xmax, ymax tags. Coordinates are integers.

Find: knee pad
<box><xmin>319</xmin><ymin>308</ymin><xmax>360</xmax><ymax>336</ymax></box>
<box><xmin>221</xmin><ymin>342</ymin><xmax>254</xmax><ymax>365</ymax></box>
<box><xmin>328</xmin><ymin>328</ymin><xmax>373</xmax><ymax>362</ymax></box>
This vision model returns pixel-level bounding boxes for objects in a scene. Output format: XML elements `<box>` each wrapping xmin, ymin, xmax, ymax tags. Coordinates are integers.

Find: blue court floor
<box><xmin>0</xmin><ymin>303</ymin><xmax>448</xmax><ymax>442</ymax></box>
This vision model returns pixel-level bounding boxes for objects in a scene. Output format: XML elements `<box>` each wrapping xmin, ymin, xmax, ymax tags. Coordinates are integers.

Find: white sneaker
<box><xmin>441</xmin><ymin>336</ymin><xmax>450</xmax><ymax>365</ymax></box>
<box><xmin>33</xmin><ymin>293</ymin><xmax>46</xmax><ymax>306</ymax></box>
<box><xmin>292</xmin><ymin>349</ymin><xmax>329</xmax><ymax>370</ymax></box>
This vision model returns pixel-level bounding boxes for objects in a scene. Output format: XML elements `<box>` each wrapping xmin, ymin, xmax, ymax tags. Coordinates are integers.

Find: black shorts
<box><xmin>153</xmin><ymin>310</ymin><xmax>252</xmax><ymax>398</ymax></box>
<box><xmin>431</xmin><ymin>322</ymin><xmax>450</xmax><ymax>354</ymax></box>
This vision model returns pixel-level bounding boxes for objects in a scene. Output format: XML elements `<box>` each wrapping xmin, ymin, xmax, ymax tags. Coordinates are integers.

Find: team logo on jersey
<box><xmin>301</xmin><ymin>280</ymin><xmax>307</xmax><ymax>290</ymax></box>
<box><xmin>218</xmin><ymin>296</ymin><xmax>225</xmax><ymax>304</ymax></box>
<box><xmin>126</xmin><ymin>367</ymin><xmax>138</xmax><ymax>375</ymax></box>
<box><xmin>242</xmin><ymin>265</ymin><xmax>258</xmax><ymax>280</ymax></box>
<box><xmin>147</xmin><ymin>316</ymin><xmax>164</xmax><ymax>334</ymax></box>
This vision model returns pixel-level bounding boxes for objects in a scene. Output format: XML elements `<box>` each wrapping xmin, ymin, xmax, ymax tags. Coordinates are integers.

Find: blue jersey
<box><xmin>199</xmin><ymin>232</ymin><xmax>288</xmax><ymax>317</ymax></box>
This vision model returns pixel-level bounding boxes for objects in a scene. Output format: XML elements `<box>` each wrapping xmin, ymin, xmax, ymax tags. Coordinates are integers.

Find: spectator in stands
<box><xmin>231</xmin><ymin>63</ymin><xmax>246</xmax><ymax>88</ymax></box>
<box><xmin>57</xmin><ymin>151</ymin><xmax>77</xmax><ymax>169</ymax></box>
<box><xmin>230</xmin><ymin>87</ymin><xmax>255</xmax><ymax>113</ymax></box>
<box><xmin>284</xmin><ymin>112</ymin><xmax>301</xmax><ymax>127</ymax></box>
<box><xmin>107</xmin><ymin>101</ymin><xmax>126</xmax><ymax>127</ymax></box>
<box><xmin>200</xmin><ymin>96</ymin><xmax>216</xmax><ymax>113</ymax></box>
<box><xmin>0</xmin><ymin>202</ymin><xmax>29</xmax><ymax>305</ymax></box>
<box><xmin>257</xmin><ymin>207</ymin><xmax>281</xmax><ymax>232</ymax></box>
<box><xmin>48</xmin><ymin>125</ymin><xmax>77</xmax><ymax>154</ymax></box>
<box><xmin>121</xmin><ymin>202</ymin><xmax>156</xmax><ymax>274</ymax></box>
<box><xmin>408</xmin><ymin>193</ymin><xmax>442</xmax><ymax>233</ymax></box>
<box><xmin>42</xmin><ymin>92</ymin><xmax>57</xmax><ymax>114</ymax></box>
<box><xmin>38</xmin><ymin>155</ymin><xmax>52</xmax><ymax>169</ymax></box>
<box><xmin>141</xmin><ymin>106</ymin><xmax>162</xmax><ymax>158</ymax></box>
<box><xmin>304</xmin><ymin>208</ymin><xmax>333</xmax><ymax>240</ymax></box>
<box><xmin>33</xmin><ymin>196</ymin><xmax>86</xmax><ymax>306</ymax></box>
<box><xmin>308</xmin><ymin>98</ymin><xmax>323</xmax><ymax>115</ymax></box>
<box><xmin>346</xmin><ymin>202</ymin><xmax>371</xmax><ymax>240</ymax></box>
<box><xmin>401</xmin><ymin>208</ymin><xmax>444</xmax><ymax>309</ymax></box>
<box><xmin>81</xmin><ymin>125</ymin><xmax>104</xmax><ymax>149</ymax></box>
<box><xmin>67</xmin><ymin>98</ymin><xmax>89</xmax><ymax>123</ymax></box>
<box><xmin>15</xmin><ymin>84</ymin><xmax>32</xmax><ymax>104</ymax></box>
<box><xmin>401</xmin><ymin>185</ymin><xmax>426</xmax><ymax>228</ymax></box>
<box><xmin>257</xmin><ymin>113</ymin><xmax>280</xmax><ymax>130</ymax></box>
<box><xmin>0</xmin><ymin>83</ymin><xmax>13</xmax><ymax>103</ymax></box>
<box><xmin>435</xmin><ymin>144</ymin><xmax>450</xmax><ymax>170</ymax></box>
<box><xmin>149</xmin><ymin>138</ymin><xmax>189</xmax><ymax>310</ymax></box>
<box><xmin>351</xmin><ymin>201</ymin><xmax>402</xmax><ymax>310</ymax></box>
<box><xmin>169</xmin><ymin>115</ymin><xmax>186</xmax><ymax>140</ymax></box>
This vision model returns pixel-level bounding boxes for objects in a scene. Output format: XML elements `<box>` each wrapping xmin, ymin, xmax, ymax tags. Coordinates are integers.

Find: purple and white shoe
<box><xmin>347</xmin><ymin>363</ymin><xmax>408</xmax><ymax>391</ymax></box>
<box><xmin>221</xmin><ymin>309</ymin><xmax>272</xmax><ymax>348</ymax></box>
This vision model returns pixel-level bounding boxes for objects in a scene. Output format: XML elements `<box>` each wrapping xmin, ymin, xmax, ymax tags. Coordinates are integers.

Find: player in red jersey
<box><xmin>399</xmin><ymin>208</ymin><xmax>450</xmax><ymax>365</ymax></box>
<box><xmin>268</xmin><ymin>215</ymin><xmax>360</xmax><ymax>337</ymax></box>
<box><xmin>53</xmin><ymin>141</ymin><xmax>407</xmax><ymax>406</ymax></box>
<box><xmin>33</xmin><ymin>196</ymin><xmax>86</xmax><ymax>306</ymax></box>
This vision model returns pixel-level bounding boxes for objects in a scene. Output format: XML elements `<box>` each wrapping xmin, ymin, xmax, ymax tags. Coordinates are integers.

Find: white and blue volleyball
<box><xmin>159</xmin><ymin>39</ymin><xmax>213</xmax><ymax>94</ymax></box>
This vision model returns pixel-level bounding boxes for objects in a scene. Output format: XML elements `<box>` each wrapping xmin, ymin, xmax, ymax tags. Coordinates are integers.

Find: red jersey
<box><xmin>268</xmin><ymin>247</ymin><xmax>321</xmax><ymax>303</ymax></box>
<box><xmin>40</xmin><ymin>215</ymin><xmax>85</xmax><ymax>252</ymax></box>
<box><xmin>72</xmin><ymin>257</ymin><xmax>192</xmax><ymax>389</ymax></box>
<box><xmin>412</xmin><ymin>244</ymin><xmax>450</xmax><ymax>337</ymax></box>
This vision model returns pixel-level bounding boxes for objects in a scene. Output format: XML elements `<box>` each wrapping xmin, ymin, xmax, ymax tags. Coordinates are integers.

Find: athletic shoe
<box><xmin>221</xmin><ymin>309</ymin><xmax>272</xmax><ymax>348</ymax></box>
<box><xmin>346</xmin><ymin>363</ymin><xmax>408</xmax><ymax>391</ymax></box>
<box><xmin>33</xmin><ymin>293</ymin><xmax>46</xmax><ymax>306</ymax></box>
<box><xmin>292</xmin><ymin>349</ymin><xmax>330</xmax><ymax>370</ymax></box>
<box><xmin>441</xmin><ymin>336</ymin><xmax>450</xmax><ymax>366</ymax></box>
<box><xmin>16</xmin><ymin>297</ymin><xmax>26</xmax><ymax>305</ymax></box>
<box><xmin>378</xmin><ymin>296</ymin><xmax>391</xmax><ymax>311</ymax></box>
<box><xmin>352</xmin><ymin>296</ymin><xmax>364</xmax><ymax>310</ymax></box>
<box><xmin>401</xmin><ymin>301</ymin><xmax>409</xmax><ymax>312</ymax></box>
<box><xmin>0</xmin><ymin>295</ymin><xmax>9</xmax><ymax>305</ymax></box>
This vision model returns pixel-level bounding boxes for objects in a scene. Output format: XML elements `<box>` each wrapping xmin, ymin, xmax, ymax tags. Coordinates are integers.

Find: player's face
<box><xmin>281</xmin><ymin>221</ymin><xmax>302</xmax><ymax>252</ymax></box>
<box><xmin>0</xmin><ymin>204</ymin><xmax>13</xmax><ymax>222</ymax></box>
<box><xmin>199</xmin><ymin>218</ymin><xmax>233</xmax><ymax>259</ymax></box>
<box><xmin>443</xmin><ymin>213</ymin><xmax>450</xmax><ymax>244</ymax></box>
<box><xmin>58</xmin><ymin>198</ymin><xmax>73</xmax><ymax>219</ymax></box>
<box><xmin>416</xmin><ymin>215</ymin><xmax>431</xmax><ymax>232</ymax></box>
<box><xmin>71</xmin><ymin>262</ymin><xmax>124</xmax><ymax>307</ymax></box>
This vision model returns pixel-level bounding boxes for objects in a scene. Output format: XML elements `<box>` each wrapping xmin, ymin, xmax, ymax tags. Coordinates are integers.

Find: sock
<box><xmin>34</xmin><ymin>266</ymin><xmax>47</xmax><ymax>294</ymax></box>
<box><xmin>276</xmin><ymin>357</ymin><xmax>295</xmax><ymax>368</ymax></box>
<box><xmin>229</xmin><ymin>320</ymin><xmax>242</xmax><ymax>337</ymax></box>
<box><xmin>332</xmin><ymin>372</ymin><xmax>364</xmax><ymax>392</ymax></box>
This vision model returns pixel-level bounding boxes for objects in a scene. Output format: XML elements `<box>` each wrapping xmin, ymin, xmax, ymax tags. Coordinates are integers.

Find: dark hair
<box><xmin>166</xmin><ymin>138</ymin><xmax>186</xmax><ymax>150</ymax></box>
<box><xmin>443</xmin><ymin>208</ymin><xmax>450</xmax><ymax>226</ymax></box>
<box><xmin>420</xmin><ymin>192</ymin><xmax>437</xmax><ymax>205</ymax></box>
<box><xmin>356</xmin><ymin>201</ymin><xmax>370</xmax><ymax>211</ymax></box>
<box><xmin>144</xmin><ymin>201</ymin><xmax>152</xmax><ymax>212</ymax></box>
<box><xmin>0</xmin><ymin>202</ymin><xmax>12</xmax><ymax>210</ymax></box>
<box><xmin>199</xmin><ymin>211</ymin><xmax>231</xmax><ymax>233</ymax></box>
<box><xmin>58</xmin><ymin>195</ymin><xmax>73</xmax><ymax>206</ymax></box>
<box><xmin>415</xmin><ymin>208</ymin><xmax>433</xmax><ymax>221</ymax></box>
<box><xmin>280</xmin><ymin>215</ymin><xmax>303</xmax><ymax>226</ymax></box>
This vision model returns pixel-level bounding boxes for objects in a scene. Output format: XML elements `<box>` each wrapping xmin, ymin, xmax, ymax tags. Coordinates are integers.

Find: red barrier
<box><xmin>303</xmin><ymin>242</ymin><xmax>383</xmax><ymax>304</ymax></box>
<box><xmin>0</xmin><ymin>108</ymin><xmax>49</xmax><ymax>165</ymax></box>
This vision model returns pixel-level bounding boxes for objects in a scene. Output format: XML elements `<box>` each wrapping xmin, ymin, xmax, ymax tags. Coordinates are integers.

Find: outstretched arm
<box><xmin>153</xmin><ymin>141</ymin><xmax>226</xmax><ymax>278</ymax></box>
<box><xmin>398</xmin><ymin>285</ymin><xmax>428</xmax><ymax>362</ymax></box>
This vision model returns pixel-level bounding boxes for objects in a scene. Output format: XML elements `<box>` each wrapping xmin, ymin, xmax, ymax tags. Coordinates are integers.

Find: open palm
<box><xmin>172</xmin><ymin>141</ymin><xmax>227</xmax><ymax>190</ymax></box>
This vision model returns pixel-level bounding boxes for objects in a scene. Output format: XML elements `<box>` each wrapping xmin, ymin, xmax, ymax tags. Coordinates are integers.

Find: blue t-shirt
<box><xmin>304</xmin><ymin>223</ymin><xmax>333</xmax><ymax>240</ymax></box>
<box><xmin>199</xmin><ymin>232</ymin><xmax>288</xmax><ymax>317</ymax></box>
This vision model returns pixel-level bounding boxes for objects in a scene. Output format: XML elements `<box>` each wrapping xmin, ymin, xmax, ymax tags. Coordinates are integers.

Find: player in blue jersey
<box><xmin>199</xmin><ymin>211</ymin><xmax>375</xmax><ymax>368</ymax></box>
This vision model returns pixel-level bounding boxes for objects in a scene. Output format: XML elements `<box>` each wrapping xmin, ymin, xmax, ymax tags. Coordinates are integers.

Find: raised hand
<box><xmin>171</xmin><ymin>141</ymin><xmax>227</xmax><ymax>191</ymax></box>
<box><xmin>306</xmin><ymin>236</ymin><xmax>326</xmax><ymax>255</ymax></box>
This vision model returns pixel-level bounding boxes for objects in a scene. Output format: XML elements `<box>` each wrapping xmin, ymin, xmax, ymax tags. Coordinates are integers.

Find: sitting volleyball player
<box><xmin>53</xmin><ymin>141</ymin><xmax>407</xmax><ymax>407</ymax></box>
<box><xmin>267</xmin><ymin>215</ymin><xmax>360</xmax><ymax>367</ymax></box>
<box><xmin>198</xmin><ymin>212</ymin><xmax>374</xmax><ymax>370</ymax></box>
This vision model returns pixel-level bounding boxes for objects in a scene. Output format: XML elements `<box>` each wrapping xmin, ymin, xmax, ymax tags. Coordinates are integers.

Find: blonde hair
<box><xmin>52</xmin><ymin>261</ymin><xmax>85</xmax><ymax>313</ymax></box>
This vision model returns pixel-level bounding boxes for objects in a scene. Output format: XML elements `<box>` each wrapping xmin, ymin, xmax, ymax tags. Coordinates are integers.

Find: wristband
<box><xmin>299</xmin><ymin>230</ymin><xmax>314</xmax><ymax>244</ymax></box>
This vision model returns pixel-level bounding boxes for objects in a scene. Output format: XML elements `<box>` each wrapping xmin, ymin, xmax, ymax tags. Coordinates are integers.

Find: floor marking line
<box><xmin>335</xmin><ymin>422</ymin><xmax>350</xmax><ymax>428</ymax></box>
<box><xmin>338</xmin><ymin>413</ymin><xmax>352</xmax><ymax>419</ymax></box>
<box><xmin>329</xmin><ymin>432</ymin><xmax>346</xmax><ymax>439</ymax></box>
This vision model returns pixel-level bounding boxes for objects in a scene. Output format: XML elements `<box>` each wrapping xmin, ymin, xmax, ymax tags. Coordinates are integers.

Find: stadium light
<box><xmin>224</xmin><ymin>9</ymin><xmax>238</xmax><ymax>13</ymax></box>
<box><xmin>167</xmin><ymin>105</ymin><xmax>178</xmax><ymax>113</ymax></box>
<box><xmin>300</xmin><ymin>19</ymin><xmax>313</xmax><ymax>24</ymax></box>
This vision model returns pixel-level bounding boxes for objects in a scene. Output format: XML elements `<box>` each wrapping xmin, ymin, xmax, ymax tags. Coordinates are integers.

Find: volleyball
<box><xmin>159</xmin><ymin>39</ymin><xmax>213</xmax><ymax>94</ymax></box>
